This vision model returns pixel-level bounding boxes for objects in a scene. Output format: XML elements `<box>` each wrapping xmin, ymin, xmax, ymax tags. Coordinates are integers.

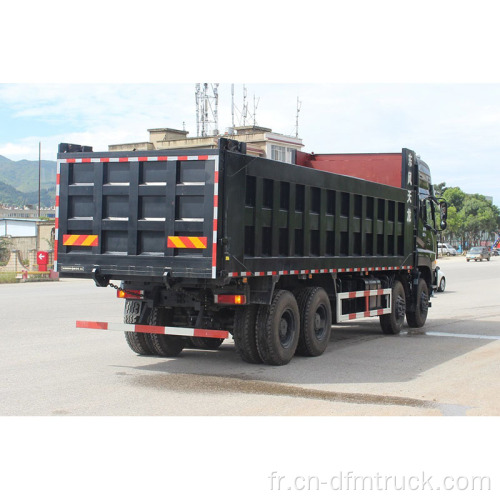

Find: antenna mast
<box><xmin>295</xmin><ymin>97</ymin><xmax>302</xmax><ymax>138</ymax></box>
<box><xmin>242</xmin><ymin>85</ymin><xmax>248</xmax><ymax>126</ymax></box>
<box><xmin>252</xmin><ymin>95</ymin><xmax>260</xmax><ymax>127</ymax></box>
<box><xmin>231</xmin><ymin>84</ymin><xmax>235</xmax><ymax>128</ymax></box>
<box><xmin>195</xmin><ymin>83</ymin><xmax>219</xmax><ymax>137</ymax></box>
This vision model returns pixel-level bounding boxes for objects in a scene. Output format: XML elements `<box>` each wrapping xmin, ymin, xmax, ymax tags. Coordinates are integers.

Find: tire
<box><xmin>256</xmin><ymin>290</ymin><xmax>300</xmax><ymax>366</ymax></box>
<box><xmin>466</xmin><ymin>259</ymin><xmax>470</xmax><ymax>262</ymax></box>
<box><xmin>380</xmin><ymin>280</ymin><xmax>406</xmax><ymax>335</ymax></box>
<box><xmin>124</xmin><ymin>300</ymin><xmax>155</xmax><ymax>355</ymax></box>
<box><xmin>189</xmin><ymin>337</ymin><xmax>224</xmax><ymax>350</ymax></box>
<box><xmin>149</xmin><ymin>307</ymin><xmax>185</xmax><ymax>357</ymax></box>
<box><xmin>446</xmin><ymin>252</ymin><xmax>450</xmax><ymax>256</ymax></box>
<box><xmin>406</xmin><ymin>278</ymin><xmax>429</xmax><ymax>328</ymax></box>
<box><xmin>438</xmin><ymin>277</ymin><xmax>446</xmax><ymax>293</ymax></box>
<box><xmin>233</xmin><ymin>305</ymin><xmax>262</xmax><ymax>364</ymax></box>
<box><xmin>295</xmin><ymin>287</ymin><xmax>332</xmax><ymax>357</ymax></box>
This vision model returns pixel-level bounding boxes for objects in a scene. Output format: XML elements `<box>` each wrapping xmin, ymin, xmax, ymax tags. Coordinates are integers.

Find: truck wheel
<box><xmin>406</xmin><ymin>278</ymin><xmax>429</xmax><ymax>328</ymax></box>
<box><xmin>438</xmin><ymin>277</ymin><xmax>446</xmax><ymax>292</ymax></box>
<box><xmin>295</xmin><ymin>287</ymin><xmax>332</xmax><ymax>357</ymax></box>
<box><xmin>256</xmin><ymin>290</ymin><xmax>300</xmax><ymax>366</ymax></box>
<box><xmin>189</xmin><ymin>337</ymin><xmax>224</xmax><ymax>350</ymax></box>
<box><xmin>379</xmin><ymin>280</ymin><xmax>406</xmax><ymax>335</ymax></box>
<box><xmin>149</xmin><ymin>307</ymin><xmax>185</xmax><ymax>357</ymax></box>
<box><xmin>233</xmin><ymin>305</ymin><xmax>262</xmax><ymax>364</ymax></box>
<box><xmin>124</xmin><ymin>300</ymin><xmax>155</xmax><ymax>355</ymax></box>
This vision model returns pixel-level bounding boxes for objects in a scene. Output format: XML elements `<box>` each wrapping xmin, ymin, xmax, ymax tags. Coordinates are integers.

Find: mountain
<box><xmin>0</xmin><ymin>155</ymin><xmax>57</xmax><ymax>193</ymax></box>
<box><xmin>0</xmin><ymin>155</ymin><xmax>57</xmax><ymax>207</ymax></box>
<box><xmin>0</xmin><ymin>180</ymin><xmax>55</xmax><ymax>207</ymax></box>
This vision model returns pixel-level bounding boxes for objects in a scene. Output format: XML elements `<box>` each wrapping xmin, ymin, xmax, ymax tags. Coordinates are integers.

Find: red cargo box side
<box><xmin>296</xmin><ymin>151</ymin><xmax>403</xmax><ymax>189</ymax></box>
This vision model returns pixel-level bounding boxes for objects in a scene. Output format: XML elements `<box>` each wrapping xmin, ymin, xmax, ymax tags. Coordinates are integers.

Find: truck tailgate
<box><xmin>56</xmin><ymin>150</ymin><xmax>219</xmax><ymax>280</ymax></box>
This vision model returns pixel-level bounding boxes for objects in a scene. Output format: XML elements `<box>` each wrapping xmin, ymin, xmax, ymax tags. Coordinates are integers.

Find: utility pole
<box><xmin>38</xmin><ymin>142</ymin><xmax>41</xmax><ymax>218</ymax></box>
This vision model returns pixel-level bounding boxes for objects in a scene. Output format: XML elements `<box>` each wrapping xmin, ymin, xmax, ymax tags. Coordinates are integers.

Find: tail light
<box><xmin>117</xmin><ymin>289</ymin><xmax>144</xmax><ymax>299</ymax></box>
<box><xmin>214</xmin><ymin>294</ymin><xmax>247</xmax><ymax>305</ymax></box>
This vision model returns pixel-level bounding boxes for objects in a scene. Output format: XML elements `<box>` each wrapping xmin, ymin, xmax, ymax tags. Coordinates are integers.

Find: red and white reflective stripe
<box><xmin>228</xmin><ymin>266</ymin><xmax>412</xmax><ymax>278</ymax></box>
<box><xmin>61</xmin><ymin>155</ymin><xmax>217</xmax><ymax>164</ymax></box>
<box><xmin>54</xmin><ymin>160</ymin><xmax>61</xmax><ymax>272</ymax></box>
<box><xmin>346</xmin><ymin>289</ymin><xmax>388</xmax><ymax>299</ymax></box>
<box><xmin>341</xmin><ymin>308</ymin><xmax>392</xmax><ymax>321</ymax></box>
<box><xmin>76</xmin><ymin>321</ymin><xmax>228</xmax><ymax>339</ymax></box>
<box><xmin>336</xmin><ymin>288</ymin><xmax>392</xmax><ymax>323</ymax></box>
<box><xmin>212</xmin><ymin>156</ymin><xmax>219</xmax><ymax>279</ymax></box>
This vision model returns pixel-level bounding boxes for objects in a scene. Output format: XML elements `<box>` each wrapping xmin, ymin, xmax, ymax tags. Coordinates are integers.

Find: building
<box><xmin>109</xmin><ymin>125</ymin><xmax>304</xmax><ymax>163</ymax></box>
<box><xmin>0</xmin><ymin>207</ymin><xmax>56</xmax><ymax>219</ymax></box>
<box><xmin>0</xmin><ymin>218</ymin><xmax>55</xmax><ymax>265</ymax></box>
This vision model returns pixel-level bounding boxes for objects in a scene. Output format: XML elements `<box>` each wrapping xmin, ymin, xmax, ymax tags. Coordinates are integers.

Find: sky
<box><xmin>1</xmin><ymin>82</ymin><xmax>500</xmax><ymax>206</ymax></box>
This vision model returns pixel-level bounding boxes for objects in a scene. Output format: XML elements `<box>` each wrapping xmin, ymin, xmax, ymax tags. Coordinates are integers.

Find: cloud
<box><xmin>1</xmin><ymin>83</ymin><xmax>500</xmax><ymax>206</ymax></box>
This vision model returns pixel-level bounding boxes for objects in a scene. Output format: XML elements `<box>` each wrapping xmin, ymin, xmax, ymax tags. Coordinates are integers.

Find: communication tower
<box><xmin>195</xmin><ymin>83</ymin><xmax>219</xmax><ymax>137</ymax></box>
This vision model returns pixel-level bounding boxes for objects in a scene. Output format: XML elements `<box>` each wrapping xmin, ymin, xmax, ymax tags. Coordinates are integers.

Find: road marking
<box><xmin>421</xmin><ymin>331</ymin><xmax>500</xmax><ymax>341</ymax></box>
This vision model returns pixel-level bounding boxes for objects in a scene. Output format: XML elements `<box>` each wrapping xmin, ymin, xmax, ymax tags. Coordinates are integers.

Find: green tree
<box><xmin>440</xmin><ymin>187</ymin><xmax>499</xmax><ymax>249</ymax></box>
<box><xmin>0</xmin><ymin>237</ymin><xmax>11</xmax><ymax>265</ymax></box>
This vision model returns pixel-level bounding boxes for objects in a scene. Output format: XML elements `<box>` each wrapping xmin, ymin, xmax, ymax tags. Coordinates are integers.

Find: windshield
<box><xmin>469</xmin><ymin>248</ymin><xmax>482</xmax><ymax>253</ymax></box>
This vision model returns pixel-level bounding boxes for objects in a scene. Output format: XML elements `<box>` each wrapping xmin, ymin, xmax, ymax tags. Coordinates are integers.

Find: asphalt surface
<box><xmin>1</xmin><ymin>256</ymin><xmax>499</xmax><ymax>416</ymax></box>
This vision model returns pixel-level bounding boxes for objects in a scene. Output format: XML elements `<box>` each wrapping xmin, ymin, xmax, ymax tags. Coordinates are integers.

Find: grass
<box><xmin>0</xmin><ymin>272</ymin><xmax>18</xmax><ymax>284</ymax></box>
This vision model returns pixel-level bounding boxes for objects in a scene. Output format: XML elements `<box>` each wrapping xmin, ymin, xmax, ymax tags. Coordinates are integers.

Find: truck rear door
<box><xmin>55</xmin><ymin>148</ymin><xmax>219</xmax><ymax>280</ymax></box>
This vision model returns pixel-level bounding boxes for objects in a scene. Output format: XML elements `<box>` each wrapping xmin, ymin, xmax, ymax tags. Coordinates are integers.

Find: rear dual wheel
<box><xmin>295</xmin><ymin>287</ymin><xmax>332</xmax><ymax>357</ymax></box>
<box><xmin>234</xmin><ymin>288</ymin><xmax>331</xmax><ymax>365</ymax></box>
<box><xmin>124</xmin><ymin>301</ymin><xmax>184</xmax><ymax>357</ymax></box>
<box><xmin>124</xmin><ymin>300</ymin><xmax>155</xmax><ymax>355</ymax></box>
<box><xmin>256</xmin><ymin>290</ymin><xmax>300</xmax><ymax>366</ymax></box>
<box><xmin>189</xmin><ymin>337</ymin><xmax>224</xmax><ymax>350</ymax></box>
<box><xmin>233</xmin><ymin>291</ymin><xmax>301</xmax><ymax>365</ymax></box>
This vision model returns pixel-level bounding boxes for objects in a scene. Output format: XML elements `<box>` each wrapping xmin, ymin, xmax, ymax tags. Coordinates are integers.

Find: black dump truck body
<box><xmin>57</xmin><ymin>139</ymin><xmax>446</xmax><ymax>365</ymax></box>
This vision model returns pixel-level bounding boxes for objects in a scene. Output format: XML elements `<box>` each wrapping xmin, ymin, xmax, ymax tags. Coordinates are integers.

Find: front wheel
<box><xmin>438</xmin><ymin>277</ymin><xmax>446</xmax><ymax>293</ymax></box>
<box><xmin>406</xmin><ymin>278</ymin><xmax>429</xmax><ymax>328</ymax></box>
<box><xmin>256</xmin><ymin>290</ymin><xmax>300</xmax><ymax>366</ymax></box>
<box><xmin>380</xmin><ymin>280</ymin><xmax>406</xmax><ymax>335</ymax></box>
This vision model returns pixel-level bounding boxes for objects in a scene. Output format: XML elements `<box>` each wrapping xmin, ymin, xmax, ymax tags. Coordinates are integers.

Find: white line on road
<box><xmin>419</xmin><ymin>332</ymin><xmax>500</xmax><ymax>341</ymax></box>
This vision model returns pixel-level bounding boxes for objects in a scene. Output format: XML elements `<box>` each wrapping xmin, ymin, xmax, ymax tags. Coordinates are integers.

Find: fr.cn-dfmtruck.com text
<box><xmin>268</xmin><ymin>471</ymin><xmax>492</xmax><ymax>492</ymax></box>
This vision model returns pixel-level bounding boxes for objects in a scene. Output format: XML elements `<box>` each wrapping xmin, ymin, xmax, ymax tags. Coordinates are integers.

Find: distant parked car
<box><xmin>466</xmin><ymin>247</ymin><xmax>491</xmax><ymax>262</ymax></box>
<box><xmin>433</xmin><ymin>266</ymin><xmax>446</xmax><ymax>292</ymax></box>
<box><xmin>438</xmin><ymin>243</ymin><xmax>457</xmax><ymax>256</ymax></box>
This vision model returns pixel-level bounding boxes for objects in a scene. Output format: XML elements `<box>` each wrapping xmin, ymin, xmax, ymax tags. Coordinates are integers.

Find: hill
<box><xmin>0</xmin><ymin>155</ymin><xmax>57</xmax><ymax>193</ymax></box>
<box><xmin>0</xmin><ymin>180</ymin><xmax>55</xmax><ymax>207</ymax></box>
<box><xmin>0</xmin><ymin>155</ymin><xmax>57</xmax><ymax>207</ymax></box>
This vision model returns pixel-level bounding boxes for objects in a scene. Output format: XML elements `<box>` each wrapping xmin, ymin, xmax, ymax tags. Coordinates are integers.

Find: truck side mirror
<box><xmin>439</xmin><ymin>201</ymin><xmax>448</xmax><ymax>230</ymax></box>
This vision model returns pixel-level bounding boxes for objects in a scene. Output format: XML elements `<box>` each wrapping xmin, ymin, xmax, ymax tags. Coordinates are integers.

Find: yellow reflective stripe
<box><xmin>82</xmin><ymin>235</ymin><xmax>96</xmax><ymax>246</ymax></box>
<box><xmin>63</xmin><ymin>235</ymin><xmax>79</xmax><ymax>246</ymax></box>
<box><xmin>169</xmin><ymin>236</ymin><xmax>186</xmax><ymax>248</ymax></box>
<box><xmin>191</xmin><ymin>237</ymin><xmax>206</xmax><ymax>249</ymax></box>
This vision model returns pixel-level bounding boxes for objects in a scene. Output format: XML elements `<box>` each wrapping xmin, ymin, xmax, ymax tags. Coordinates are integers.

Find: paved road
<box><xmin>1</xmin><ymin>256</ymin><xmax>499</xmax><ymax>416</ymax></box>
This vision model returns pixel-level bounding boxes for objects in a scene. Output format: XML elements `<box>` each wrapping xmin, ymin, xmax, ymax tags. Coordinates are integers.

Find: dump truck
<box><xmin>56</xmin><ymin>138</ymin><xmax>447</xmax><ymax>365</ymax></box>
